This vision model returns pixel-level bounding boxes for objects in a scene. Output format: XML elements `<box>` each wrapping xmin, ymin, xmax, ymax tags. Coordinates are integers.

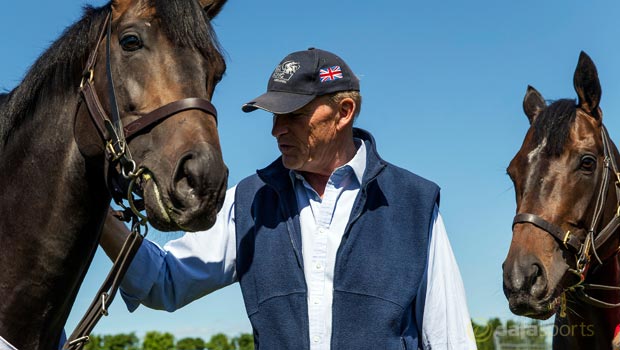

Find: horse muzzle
<box><xmin>141</xmin><ymin>142</ymin><xmax>228</xmax><ymax>232</ymax></box>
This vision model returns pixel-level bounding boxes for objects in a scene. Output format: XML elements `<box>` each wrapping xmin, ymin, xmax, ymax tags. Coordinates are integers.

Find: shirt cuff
<box><xmin>120</xmin><ymin>239</ymin><xmax>166</xmax><ymax>312</ymax></box>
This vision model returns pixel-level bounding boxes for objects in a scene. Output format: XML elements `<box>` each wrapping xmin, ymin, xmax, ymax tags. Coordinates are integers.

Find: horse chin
<box><xmin>141</xmin><ymin>175</ymin><xmax>219</xmax><ymax>232</ymax></box>
<box><xmin>508</xmin><ymin>291</ymin><xmax>562</xmax><ymax>320</ymax></box>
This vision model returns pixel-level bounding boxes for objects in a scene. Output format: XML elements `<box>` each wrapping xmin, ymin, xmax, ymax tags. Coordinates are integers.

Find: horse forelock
<box><xmin>532</xmin><ymin>98</ymin><xmax>577</xmax><ymax>157</ymax></box>
<box><xmin>152</xmin><ymin>0</ymin><xmax>226</xmax><ymax>77</ymax></box>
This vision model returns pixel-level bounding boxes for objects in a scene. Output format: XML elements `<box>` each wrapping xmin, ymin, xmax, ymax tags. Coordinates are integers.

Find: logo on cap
<box><xmin>272</xmin><ymin>61</ymin><xmax>301</xmax><ymax>83</ymax></box>
<box><xmin>319</xmin><ymin>66</ymin><xmax>343</xmax><ymax>82</ymax></box>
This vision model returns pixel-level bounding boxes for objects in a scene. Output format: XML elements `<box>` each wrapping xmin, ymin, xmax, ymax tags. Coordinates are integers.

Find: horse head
<box><xmin>0</xmin><ymin>0</ymin><xmax>229</xmax><ymax>348</ymax></box>
<box><xmin>503</xmin><ymin>52</ymin><xmax>620</xmax><ymax>321</ymax></box>
<box><xmin>75</xmin><ymin>0</ymin><xmax>229</xmax><ymax>232</ymax></box>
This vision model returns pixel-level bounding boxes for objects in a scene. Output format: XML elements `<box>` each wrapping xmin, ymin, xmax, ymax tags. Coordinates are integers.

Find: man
<box><xmin>101</xmin><ymin>48</ymin><xmax>476</xmax><ymax>349</ymax></box>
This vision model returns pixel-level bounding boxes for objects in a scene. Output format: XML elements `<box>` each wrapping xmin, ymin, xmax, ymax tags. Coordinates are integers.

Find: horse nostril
<box><xmin>174</xmin><ymin>152</ymin><xmax>206</xmax><ymax>196</ymax></box>
<box><xmin>504</xmin><ymin>257</ymin><xmax>548</xmax><ymax>299</ymax></box>
<box><xmin>529</xmin><ymin>263</ymin><xmax>540</xmax><ymax>285</ymax></box>
<box><xmin>183</xmin><ymin>159</ymin><xmax>198</xmax><ymax>189</ymax></box>
<box><xmin>168</xmin><ymin>142</ymin><xmax>227</xmax><ymax>225</ymax></box>
<box><xmin>172</xmin><ymin>144</ymin><xmax>225</xmax><ymax>205</ymax></box>
<box><xmin>528</xmin><ymin>263</ymin><xmax>547</xmax><ymax>298</ymax></box>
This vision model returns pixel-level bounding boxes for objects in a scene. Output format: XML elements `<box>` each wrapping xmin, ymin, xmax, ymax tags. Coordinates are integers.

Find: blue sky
<box><xmin>3</xmin><ymin>0</ymin><xmax>620</xmax><ymax>341</ymax></box>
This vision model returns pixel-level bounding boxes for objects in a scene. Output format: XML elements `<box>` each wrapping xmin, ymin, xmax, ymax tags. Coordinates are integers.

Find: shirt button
<box><xmin>313</xmin><ymin>298</ymin><xmax>321</xmax><ymax>305</ymax></box>
<box><xmin>315</xmin><ymin>262</ymin><xmax>323</xmax><ymax>270</ymax></box>
<box><xmin>318</xmin><ymin>228</ymin><xmax>325</xmax><ymax>234</ymax></box>
<box><xmin>312</xmin><ymin>335</ymin><xmax>321</xmax><ymax>343</ymax></box>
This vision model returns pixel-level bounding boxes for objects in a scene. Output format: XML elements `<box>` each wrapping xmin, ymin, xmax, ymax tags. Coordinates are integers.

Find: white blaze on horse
<box><xmin>504</xmin><ymin>52</ymin><xmax>620</xmax><ymax>350</ymax></box>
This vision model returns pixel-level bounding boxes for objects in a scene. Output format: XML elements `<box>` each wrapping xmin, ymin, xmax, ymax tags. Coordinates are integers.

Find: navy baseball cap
<box><xmin>242</xmin><ymin>48</ymin><xmax>360</xmax><ymax>114</ymax></box>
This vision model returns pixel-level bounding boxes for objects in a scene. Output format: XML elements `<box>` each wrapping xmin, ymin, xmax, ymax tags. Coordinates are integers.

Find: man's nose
<box><xmin>271</xmin><ymin>115</ymin><xmax>288</xmax><ymax>137</ymax></box>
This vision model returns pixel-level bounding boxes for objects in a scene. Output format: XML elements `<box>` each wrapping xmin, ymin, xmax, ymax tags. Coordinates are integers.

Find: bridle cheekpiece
<box><xmin>512</xmin><ymin>124</ymin><xmax>620</xmax><ymax>310</ymax></box>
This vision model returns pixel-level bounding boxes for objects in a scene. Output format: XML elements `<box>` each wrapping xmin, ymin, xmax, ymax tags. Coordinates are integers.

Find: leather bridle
<box><xmin>512</xmin><ymin>124</ymin><xmax>620</xmax><ymax>309</ymax></box>
<box><xmin>80</xmin><ymin>12</ymin><xmax>218</xmax><ymax>207</ymax></box>
<box><xmin>64</xmin><ymin>12</ymin><xmax>218</xmax><ymax>349</ymax></box>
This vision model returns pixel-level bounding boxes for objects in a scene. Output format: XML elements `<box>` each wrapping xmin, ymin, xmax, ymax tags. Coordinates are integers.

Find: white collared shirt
<box><xmin>292</xmin><ymin>140</ymin><xmax>366</xmax><ymax>349</ymax></box>
<box><xmin>121</xmin><ymin>140</ymin><xmax>477</xmax><ymax>350</ymax></box>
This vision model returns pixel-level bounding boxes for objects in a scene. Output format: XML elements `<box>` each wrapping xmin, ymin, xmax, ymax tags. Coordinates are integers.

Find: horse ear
<box><xmin>574</xmin><ymin>51</ymin><xmax>602</xmax><ymax>119</ymax></box>
<box><xmin>199</xmin><ymin>0</ymin><xmax>227</xmax><ymax>19</ymax></box>
<box><xmin>523</xmin><ymin>85</ymin><xmax>546</xmax><ymax>124</ymax></box>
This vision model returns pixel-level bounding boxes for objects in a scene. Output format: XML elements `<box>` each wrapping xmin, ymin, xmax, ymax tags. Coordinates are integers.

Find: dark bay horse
<box><xmin>0</xmin><ymin>0</ymin><xmax>229</xmax><ymax>348</ymax></box>
<box><xmin>503</xmin><ymin>52</ymin><xmax>620</xmax><ymax>349</ymax></box>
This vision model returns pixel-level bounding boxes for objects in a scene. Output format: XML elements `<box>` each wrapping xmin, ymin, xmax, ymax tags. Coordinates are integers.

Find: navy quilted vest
<box><xmin>235</xmin><ymin>129</ymin><xmax>439</xmax><ymax>350</ymax></box>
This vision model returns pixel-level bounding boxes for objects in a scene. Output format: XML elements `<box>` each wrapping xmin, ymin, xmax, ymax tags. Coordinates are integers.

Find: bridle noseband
<box><xmin>65</xmin><ymin>12</ymin><xmax>219</xmax><ymax>349</ymax></box>
<box><xmin>512</xmin><ymin>124</ymin><xmax>620</xmax><ymax>309</ymax></box>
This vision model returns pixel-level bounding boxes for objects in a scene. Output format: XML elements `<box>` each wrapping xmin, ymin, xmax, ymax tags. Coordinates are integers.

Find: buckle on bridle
<box><xmin>105</xmin><ymin>139</ymin><xmax>126</xmax><ymax>161</ymax></box>
<box><xmin>576</xmin><ymin>233</ymin><xmax>593</xmax><ymax>273</ymax></box>
<box><xmin>79</xmin><ymin>69</ymin><xmax>94</xmax><ymax>89</ymax></box>
<box><xmin>562</xmin><ymin>231</ymin><xmax>572</xmax><ymax>249</ymax></box>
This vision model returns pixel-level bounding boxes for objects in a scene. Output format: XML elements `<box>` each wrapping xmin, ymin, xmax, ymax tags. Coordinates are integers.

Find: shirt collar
<box><xmin>289</xmin><ymin>138</ymin><xmax>367</xmax><ymax>186</ymax></box>
<box><xmin>348</xmin><ymin>138</ymin><xmax>366</xmax><ymax>185</ymax></box>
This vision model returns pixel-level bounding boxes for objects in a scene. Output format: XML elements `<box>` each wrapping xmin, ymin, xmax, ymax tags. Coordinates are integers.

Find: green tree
<box><xmin>474</xmin><ymin>318</ymin><xmax>549</xmax><ymax>349</ymax></box>
<box><xmin>527</xmin><ymin>319</ymin><xmax>547</xmax><ymax>345</ymax></box>
<box><xmin>472</xmin><ymin>318</ymin><xmax>502</xmax><ymax>350</ymax></box>
<box><xmin>84</xmin><ymin>334</ymin><xmax>104</xmax><ymax>350</ymax></box>
<box><xmin>206</xmin><ymin>333</ymin><xmax>233</xmax><ymax>350</ymax></box>
<box><xmin>231</xmin><ymin>333</ymin><xmax>254</xmax><ymax>350</ymax></box>
<box><xmin>102</xmin><ymin>333</ymin><xmax>139</xmax><ymax>350</ymax></box>
<box><xmin>142</xmin><ymin>331</ymin><xmax>174</xmax><ymax>350</ymax></box>
<box><xmin>176</xmin><ymin>337</ymin><xmax>206</xmax><ymax>350</ymax></box>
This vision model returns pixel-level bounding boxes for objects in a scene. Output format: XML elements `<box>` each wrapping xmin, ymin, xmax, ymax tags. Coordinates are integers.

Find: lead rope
<box><xmin>63</xmin><ymin>13</ymin><xmax>148</xmax><ymax>350</ymax></box>
<box><xmin>64</xmin><ymin>214</ymin><xmax>147</xmax><ymax>349</ymax></box>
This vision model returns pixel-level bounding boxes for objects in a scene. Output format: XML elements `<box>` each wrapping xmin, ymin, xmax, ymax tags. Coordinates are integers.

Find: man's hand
<box><xmin>99</xmin><ymin>207</ymin><xmax>133</xmax><ymax>261</ymax></box>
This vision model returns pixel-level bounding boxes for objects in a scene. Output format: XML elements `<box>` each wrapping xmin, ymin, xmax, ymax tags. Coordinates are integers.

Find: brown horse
<box><xmin>0</xmin><ymin>0</ymin><xmax>229</xmax><ymax>349</ymax></box>
<box><xmin>503</xmin><ymin>52</ymin><xmax>620</xmax><ymax>349</ymax></box>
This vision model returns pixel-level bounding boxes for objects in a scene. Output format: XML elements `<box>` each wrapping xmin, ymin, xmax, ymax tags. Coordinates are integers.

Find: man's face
<box><xmin>271</xmin><ymin>96</ymin><xmax>340</xmax><ymax>175</ymax></box>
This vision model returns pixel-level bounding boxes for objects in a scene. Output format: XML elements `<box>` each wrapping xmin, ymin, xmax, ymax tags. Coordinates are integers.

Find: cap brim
<box><xmin>242</xmin><ymin>91</ymin><xmax>316</xmax><ymax>114</ymax></box>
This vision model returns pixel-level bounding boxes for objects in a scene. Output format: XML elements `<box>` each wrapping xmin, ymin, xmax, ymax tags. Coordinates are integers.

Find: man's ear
<box><xmin>336</xmin><ymin>98</ymin><xmax>356</xmax><ymax>130</ymax></box>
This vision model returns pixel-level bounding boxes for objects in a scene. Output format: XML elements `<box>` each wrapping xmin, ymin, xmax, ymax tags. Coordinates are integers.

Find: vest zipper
<box><xmin>276</xmin><ymin>190</ymin><xmax>304</xmax><ymax>270</ymax></box>
<box><xmin>330</xmin><ymin>173</ymin><xmax>381</xmax><ymax>347</ymax></box>
<box><xmin>334</xmin><ymin>172</ymin><xmax>379</xmax><ymax>264</ymax></box>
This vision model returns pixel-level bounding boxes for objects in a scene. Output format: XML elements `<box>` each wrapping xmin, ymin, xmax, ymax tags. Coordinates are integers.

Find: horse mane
<box><xmin>0</xmin><ymin>0</ymin><xmax>225</xmax><ymax>145</ymax></box>
<box><xmin>532</xmin><ymin>98</ymin><xmax>577</xmax><ymax>156</ymax></box>
<box><xmin>0</xmin><ymin>6</ymin><xmax>109</xmax><ymax>145</ymax></box>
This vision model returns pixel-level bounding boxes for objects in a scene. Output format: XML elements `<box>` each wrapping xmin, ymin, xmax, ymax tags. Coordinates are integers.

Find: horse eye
<box><xmin>580</xmin><ymin>156</ymin><xmax>597</xmax><ymax>172</ymax></box>
<box><xmin>120</xmin><ymin>34</ymin><xmax>143</xmax><ymax>51</ymax></box>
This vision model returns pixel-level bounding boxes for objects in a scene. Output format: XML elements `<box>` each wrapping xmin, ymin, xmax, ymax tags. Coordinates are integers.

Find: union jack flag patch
<box><xmin>319</xmin><ymin>66</ymin><xmax>343</xmax><ymax>82</ymax></box>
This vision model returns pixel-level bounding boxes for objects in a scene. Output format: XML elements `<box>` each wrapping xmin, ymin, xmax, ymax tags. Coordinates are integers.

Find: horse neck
<box><xmin>0</xmin><ymin>92</ymin><xmax>110</xmax><ymax>349</ymax></box>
